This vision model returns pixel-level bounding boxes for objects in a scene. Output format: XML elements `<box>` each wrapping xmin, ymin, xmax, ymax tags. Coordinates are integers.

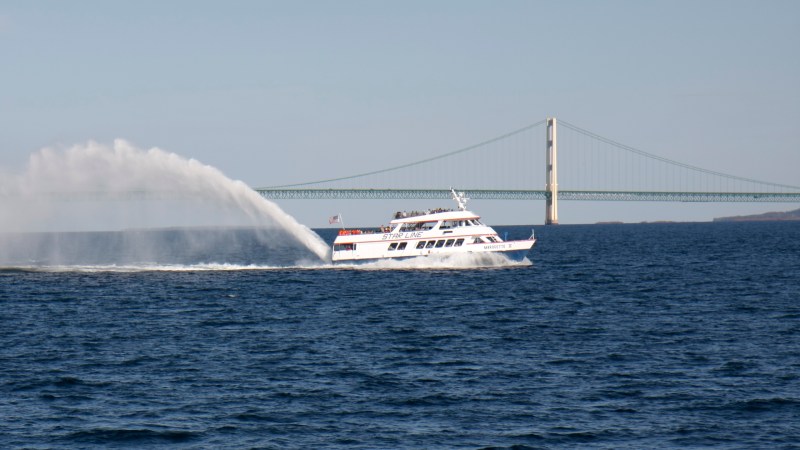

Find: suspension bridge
<box><xmin>255</xmin><ymin>118</ymin><xmax>800</xmax><ymax>224</ymax></box>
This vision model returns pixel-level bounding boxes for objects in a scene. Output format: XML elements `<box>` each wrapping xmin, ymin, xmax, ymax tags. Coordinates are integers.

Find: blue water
<box><xmin>1</xmin><ymin>222</ymin><xmax>799</xmax><ymax>448</ymax></box>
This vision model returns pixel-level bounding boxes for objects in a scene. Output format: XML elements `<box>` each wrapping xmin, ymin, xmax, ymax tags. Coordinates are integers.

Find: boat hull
<box><xmin>332</xmin><ymin>238</ymin><xmax>535</xmax><ymax>264</ymax></box>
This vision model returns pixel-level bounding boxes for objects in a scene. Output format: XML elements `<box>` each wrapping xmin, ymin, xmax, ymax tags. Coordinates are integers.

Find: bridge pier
<box><xmin>545</xmin><ymin>117</ymin><xmax>559</xmax><ymax>225</ymax></box>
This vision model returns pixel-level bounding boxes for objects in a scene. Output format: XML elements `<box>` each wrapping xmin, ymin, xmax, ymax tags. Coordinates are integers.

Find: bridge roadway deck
<box><xmin>255</xmin><ymin>188</ymin><xmax>800</xmax><ymax>203</ymax></box>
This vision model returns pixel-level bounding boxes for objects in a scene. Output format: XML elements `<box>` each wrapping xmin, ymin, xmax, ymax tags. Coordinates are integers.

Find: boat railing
<box><xmin>338</xmin><ymin>227</ymin><xmax>391</xmax><ymax>236</ymax></box>
<box><xmin>393</xmin><ymin>208</ymin><xmax>453</xmax><ymax>220</ymax></box>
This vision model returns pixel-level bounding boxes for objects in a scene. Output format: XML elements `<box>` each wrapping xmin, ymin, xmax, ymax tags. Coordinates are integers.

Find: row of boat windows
<box><xmin>390</xmin><ymin>238</ymin><xmax>465</xmax><ymax>251</ymax></box>
<box><xmin>441</xmin><ymin>219</ymin><xmax>483</xmax><ymax>229</ymax></box>
<box><xmin>334</xmin><ymin>236</ymin><xmax>498</xmax><ymax>253</ymax></box>
<box><xmin>398</xmin><ymin>219</ymin><xmax>483</xmax><ymax>233</ymax></box>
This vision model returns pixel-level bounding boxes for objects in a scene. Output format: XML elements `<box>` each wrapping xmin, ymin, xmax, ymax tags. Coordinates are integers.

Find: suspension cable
<box><xmin>260</xmin><ymin>120</ymin><xmax>547</xmax><ymax>189</ymax></box>
<box><xmin>559</xmin><ymin>120</ymin><xmax>800</xmax><ymax>191</ymax></box>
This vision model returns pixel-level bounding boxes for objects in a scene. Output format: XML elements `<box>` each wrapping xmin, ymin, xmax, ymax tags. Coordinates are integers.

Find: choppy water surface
<box><xmin>1</xmin><ymin>222</ymin><xmax>799</xmax><ymax>448</ymax></box>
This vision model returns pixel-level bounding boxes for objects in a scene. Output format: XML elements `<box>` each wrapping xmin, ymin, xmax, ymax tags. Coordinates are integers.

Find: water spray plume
<box><xmin>0</xmin><ymin>140</ymin><xmax>330</xmax><ymax>264</ymax></box>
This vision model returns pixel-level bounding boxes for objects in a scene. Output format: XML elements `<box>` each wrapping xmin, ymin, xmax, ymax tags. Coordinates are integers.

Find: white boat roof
<box><xmin>390</xmin><ymin>210</ymin><xmax>480</xmax><ymax>224</ymax></box>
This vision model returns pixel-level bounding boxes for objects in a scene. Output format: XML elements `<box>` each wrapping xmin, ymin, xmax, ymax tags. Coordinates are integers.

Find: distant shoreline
<box><xmin>592</xmin><ymin>208</ymin><xmax>800</xmax><ymax>225</ymax></box>
<box><xmin>713</xmin><ymin>208</ymin><xmax>800</xmax><ymax>222</ymax></box>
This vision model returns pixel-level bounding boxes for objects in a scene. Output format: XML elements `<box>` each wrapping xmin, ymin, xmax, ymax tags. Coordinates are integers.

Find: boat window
<box><xmin>441</xmin><ymin>220</ymin><xmax>460</xmax><ymax>229</ymax></box>
<box><xmin>435</xmin><ymin>240</ymin><xmax>445</xmax><ymax>248</ymax></box>
<box><xmin>399</xmin><ymin>223</ymin><xmax>419</xmax><ymax>232</ymax></box>
<box><xmin>400</xmin><ymin>221</ymin><xmax>437</xmax><ymax>231</ymax></box>
<box><xmin>334</xmin><ymin>243</ymin><xmax>356</xmax><ymax>251</ymax></box>
<box><xmin>420</xmin><ymin>221</ymin><xmax>437</xmax><ymax>230</ymax></box>
<box><xmin>454</xmin><ymin>238</ymin><xmax>464</xmax><ymax>246</ymax></box>
<box><xmin>425</xmin><ymin>241</ymin><xmax>435</xmax><ymax>248</ymax></box>
<box><xmin>416</xmin><ymin>241</ymin><xmax>426</xmax><ymax>249</ymax></box>
<box><xmin>397</xmin><ymin>242</ymin><xmax>407</xmax><ymax>250</ymax></box>
<box><xmin>445</xmin><ymin>239</ymin><xmax>454</xmax><ymax>247</ymax></box>
<box><xmin>473</xmin><ymin>237</ymin><xmax>483</xmax><ymax>244</ymax></box>
<box><xmin>486</xmin><ymin>236</ymin><xmax>497</xmax><ymax>243</ymax></box>
<box><xmin>388</xmin><ymin>242</ymin><xmax>398</xmax><ymax>251</ymax></box>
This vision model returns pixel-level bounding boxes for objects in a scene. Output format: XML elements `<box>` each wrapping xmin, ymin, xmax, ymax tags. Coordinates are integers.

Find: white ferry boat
<box><xmin>331</xmin><ymin>189</ymin><xmax>536</xmax><ymax>264</ymax></box>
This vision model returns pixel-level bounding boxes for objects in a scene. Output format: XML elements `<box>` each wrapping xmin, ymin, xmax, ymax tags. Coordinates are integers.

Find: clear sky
<box><xmin>1</xmin><ymin>0</ymin><xmax>798</xmax><ymax>227</ymax></box>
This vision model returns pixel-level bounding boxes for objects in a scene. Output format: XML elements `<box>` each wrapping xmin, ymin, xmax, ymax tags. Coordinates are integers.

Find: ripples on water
<box><xmin>1</xmin><ymin>222</ymin><xmax>799</xmax><ymax>448</ymax></box>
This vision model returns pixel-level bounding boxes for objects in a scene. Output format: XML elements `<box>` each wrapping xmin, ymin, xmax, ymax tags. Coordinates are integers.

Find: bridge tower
<box><xmin>545</xmin><ymin>117</ymin><xmax>559</xmax><ymax>225</ymax></box>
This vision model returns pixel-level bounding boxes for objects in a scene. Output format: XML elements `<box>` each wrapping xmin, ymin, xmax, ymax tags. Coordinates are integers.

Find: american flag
<box><xmin>329</xmin><ymin>214</ymin><xmax>341</xmax><ymax>224</ymax></box>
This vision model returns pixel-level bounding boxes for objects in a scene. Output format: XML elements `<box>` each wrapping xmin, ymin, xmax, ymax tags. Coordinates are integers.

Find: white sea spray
<box><xmin>0</xmin><ymin>140</ymin><xmax>330</xmax><ymax>264</ymax></box>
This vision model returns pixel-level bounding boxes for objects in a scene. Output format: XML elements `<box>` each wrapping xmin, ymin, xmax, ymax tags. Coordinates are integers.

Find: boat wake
<box><xmin>0</xmin><ymin>253</ymin><xmax>530</xmax><ymax>273</ymax></box>
<box><xmin>0</xmin><ymin>262</ymin><xmax>325</xmax><ymax>273</ymax></box>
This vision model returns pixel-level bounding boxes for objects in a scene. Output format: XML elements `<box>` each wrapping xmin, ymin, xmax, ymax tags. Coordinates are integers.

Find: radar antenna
<box><xmin>450</xmin><ymin>187</ymin><xmax>469</xmax><ymax>211</ymax></box>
